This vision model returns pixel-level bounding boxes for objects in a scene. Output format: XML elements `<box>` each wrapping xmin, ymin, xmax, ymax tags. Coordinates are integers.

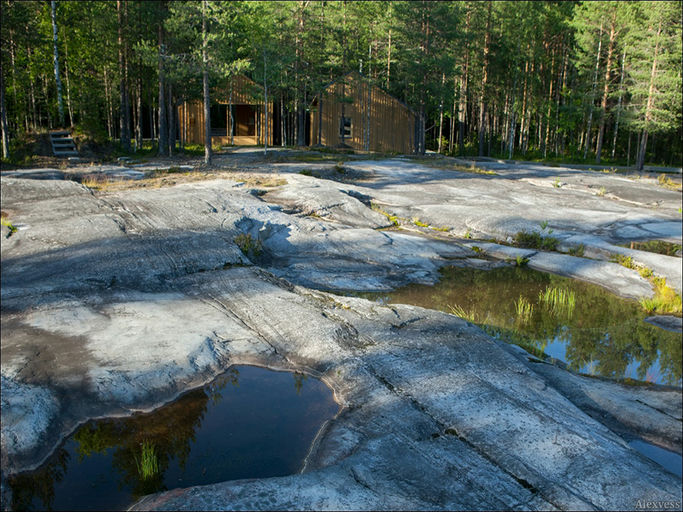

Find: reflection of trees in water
<box><xmin>9</xmin><ymin>447</ymin><xmax>69</xmax><ymax>511</ymax></box>
<box><xmin>8</xmin><ymin>367</ymin><xmax>242</xmax><ymax>509</ymax></box>
<box><xmin>293</xmin><ymin>372</ymin><xmax>307</xmax><ymax>395</ymax></box>
<box><xmin>385</xmin><ymin>266</ymin><xmax>681</xmax><ymax>386</ymax></box>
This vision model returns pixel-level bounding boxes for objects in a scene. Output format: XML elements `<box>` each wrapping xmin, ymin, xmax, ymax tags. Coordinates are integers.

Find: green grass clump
<box><xmin>514</xmin><ymin>231</ymin><xmax>558</xmax><ymax>251</ymax></box>
<box><xmin>298</xmin><ymin>169</ymin><xmax>315</xmax><ymax>177</ymax></box>
<box><xmin>539</xmin><ymin>286</ymin><xmax>576</xmax><ymax>318</ymax></box>
<box><xmin>514</xmin><ymin>296</ymin><xmax>534</xmax><ymax>325</ymax></box>
<box><xmin>413</xmin><ymin>218</ymin><xmax>430</xmax><ymax>228</ymax></box>
<box><xmin>639</xmin><ymin>277</ymin><xmax>682</xmax><ymax>315</ymax></box>
<box><xmin>515</xmin><ymin>255</ymin><xmax>529</xmax><ymax>266</ymax></box>
<box><xmin>1</xmin><ymin>212</ymin><xmax>18</xmax><ymax>235</ymax></box>
<box><xmin>621</xmin><ymin>240</ymin><xmax>682</xmax><ymax>257</ymax></box>
<box><xmin>657</xmin><ymin>174</ymin><xmax>682</xmax><ymax>191</ymax></box>
<box><xmin>371</xmin><ymin>203</ymin><xmax>400</xmax><ymax>226</ymax></box>
<box><xmin>234</xmin><ymin>233</ymin><xmax>262</xmax><ymax>258</ymax></box>
<box><xmin>448</xmin><ymin>304</ymin><xmax>477</xmax><ymax>323</ymax></box>
<box><xmin>568</xmin><ymin>244</ymin><xmax>585</xmax><ymax>257</ymax></box>
<box><xmin>611</xmin><ymin>254</ymin><xmax>636</xmax><ymax>269</ymax></box>
<box><xmin>134</xmin><ymin>441</ymin><xmax>159</xmax><ymax>480</ymax></box>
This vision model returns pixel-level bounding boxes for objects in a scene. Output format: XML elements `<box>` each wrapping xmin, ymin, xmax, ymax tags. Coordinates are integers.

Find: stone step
<box><xmin>53</xmin><ymin>141</ymin><xmax>75</xmax><ymax>147</ymax></box>
<box><xmin>50</xmin><ymin>130</ymin><xmax>70</xmax><ymax>137</ymax></box>
<box><xmin>54</xmin><ymin>150</ymin><xmax>79</xmax><ymax>157</ymax></box>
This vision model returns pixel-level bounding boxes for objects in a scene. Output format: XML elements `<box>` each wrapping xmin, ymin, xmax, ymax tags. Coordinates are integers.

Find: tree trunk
<box><xmin>167</xmin><ymin>81</ymin><xmax>174</xmax><ymax>155</ymax></box>
<box><xmin>118</xmin><ymin>0</ymin><xmax>131</xmax><ymax>151</ymax></box>
<box><xmin>637</xmin><ymin>19</ymin><xmax>662</xmax><ymax>171</ymax></box>
<box><xmin>542</xmin><ymin>49</ymin><xmax>555</xmax><ymax>158</ymax></box>
<box><xmin>611</xmin><ymin>48</ymin><xmax>626</xmax><ymax>159</ymax></box>
<box><xmin>64</xmin><ymin>41</ymin><xmax>74</xmax><ymax>127</ymax></box>
<box><xmin>50</xmin><ymin>0</ymin><xmax>65</xmax><ymax>127</ymax></box>
<box><xmin>104</xmin><ymin>67</ymin><xmax>113</xmax><ymax>138</ymax></box>
<box><xmin>386</xmin><ymin>28</ymin><xmax>392</xmax><ymax>90</ymax></box>
<box><xmin>478</xmin><ymin>1</ymin><xmax>491</xmax><ymax>157</ymax></box>
<box><xmin>157</xmin><ymin>20</ymin><xmax>168</xmax><ymax>156</ymax></box>
<box><xmin>596</xmin><ymin>19</ymin><xmax>616</xmax><ymax>163</ymax></box>
<box><xmin>1</xmin><ymin>72</ymin><xmax>10</xmax><ymax>158</ymax></box>
<box><xmin>437</xmin><ymin>72</ymin><xmax>445</xmax><ymax>154</ymax></box>
<box><xmin>583</xmin><ymin>22</ymin><xmax>602</xmax><ymax>160</ymax></box>
<box><xmin>317</xmin><ymin>91</ymin><xmax>323</xmax><ymax>145</ymax></box>
<box><xmin>365</xmin><ymin>46</ymin><xmax>371</xmax><ymax>152</ymax></box>
<box><xmin>264</xmin><ymin>52</ymin><xmax>269</xmax><ymax>155</ymax></box>
<box><xmin>229</xmin><ymin>78</ymin><xmax>234</xmax><ymax>145</ymax></box>
<box><xmin>136</xmin><ymin>76</ymin><xmax>142</xmax><ymax>150</ymax></box>
<box><xmin>280</xmin><ymin>92</ymin><xmax>285</xmax><ymax>146</ymax></box>
<box><xmin>202</xmin><ymin>0</ymin><xmax>212</xmax><ymax>164</ymax></box>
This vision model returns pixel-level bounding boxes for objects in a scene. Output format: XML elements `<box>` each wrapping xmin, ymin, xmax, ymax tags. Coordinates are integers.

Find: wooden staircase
<box><xmin>50</xmin><ymin>131</ymin><xmax>79</xmax><ymax>157</ymax></box>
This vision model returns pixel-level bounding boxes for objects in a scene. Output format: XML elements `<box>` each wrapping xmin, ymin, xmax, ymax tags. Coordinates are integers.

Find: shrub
<box><xmin>514</xmin><ymin>231</ymin><xmax>558</xmax><ymax>251</ymax></box>
<box><xmin>234</xmin><ymin>233</ymin><xmax>262</xmax><ymax>258</ymax></box>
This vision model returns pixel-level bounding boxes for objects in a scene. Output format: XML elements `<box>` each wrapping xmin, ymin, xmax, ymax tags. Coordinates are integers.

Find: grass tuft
<box><xmin>234</xmin><ymin>233</ymin><xmax>262</xmax><ymax>258</ymax></box>
<box><xmin>370</xmin><ymin>203</ymin><xmax>400</xmax><ymax>226</ymax></box>
<box><xmin>639</xmin><ymin>276</ymin><xmax>682</xmax><ymax>315</ymax></box>
<box><xmin>568</xmin><ymin>244</ymin><xmax>585</xmax><ymax>257</ymax></box>
<box><xmin>514</xmin><ymin>296</ymin><xmax>534</xmax><ymax>325</ymax></box>
<box><xmin>539</xmin><ymin>286</ymin><xmax>576</xmax><ymax>318</ymax></box>
<box><xmin>448</xmin><ymin>304</ymin><xmax>477</xmax><ymax>323</ymax></box>
<box><xmin>514</xmin><ymin>231</ymin><xmax>558</xmax><ymax>251</ymax></box>
<box><xmin>134</xmin><ymin>441</ymin><xmax>159</xmax><ymax>480</ymax></box>
<box><xmin>657</xmin><ymin>174</ymin><xmax>682</xmax><ymax>191</ymax></box>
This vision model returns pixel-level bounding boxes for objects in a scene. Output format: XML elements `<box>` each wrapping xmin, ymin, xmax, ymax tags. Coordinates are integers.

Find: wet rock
<box><xmin>645</xmin><ymin>315</ymin><xmax>683</xmax><ymax>333</ymax></box>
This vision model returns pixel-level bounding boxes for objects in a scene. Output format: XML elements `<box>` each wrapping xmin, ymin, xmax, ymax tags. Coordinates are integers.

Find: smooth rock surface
<box><xmin>2</xmin><ymin>159</ymin><xmax>682</xmax><ymax>511</ymax></box>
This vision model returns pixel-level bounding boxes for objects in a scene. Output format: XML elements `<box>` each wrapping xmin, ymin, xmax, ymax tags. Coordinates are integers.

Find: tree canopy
<box><xmin>1</xmin><ymin>0</ymin><xmax>680</xmax><ymax>168</ymax></box>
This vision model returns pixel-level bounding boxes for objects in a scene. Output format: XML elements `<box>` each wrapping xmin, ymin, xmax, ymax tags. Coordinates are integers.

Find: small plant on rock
<box><xmin>234</xmin><ymin>233</ymin><xmax>262</xmax><ymax>258</ymax></box>
<box><xmin>448</xmin><ymin>304</ymin><xmax>477</xmax><ymax>323</ymax></box>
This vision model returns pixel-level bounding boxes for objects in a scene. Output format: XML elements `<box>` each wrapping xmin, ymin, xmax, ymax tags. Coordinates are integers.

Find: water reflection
<box><xmin>9</xmin><ymin>365</ymin><xmax>339</xmax><ymax>511</ymax></box>
<box><xmin>358</xmin><ymin>266</ymin><xmax>682</xmax><ymax>386</ymax></box>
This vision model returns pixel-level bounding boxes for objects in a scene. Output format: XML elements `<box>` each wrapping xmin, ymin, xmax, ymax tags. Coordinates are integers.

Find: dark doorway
<box><xmin>210</xmin><ymin>104</ymin><xmax>228</xmax><ymax>137</ymax></box>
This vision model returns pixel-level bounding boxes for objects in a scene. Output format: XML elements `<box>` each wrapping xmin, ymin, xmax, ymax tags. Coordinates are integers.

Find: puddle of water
<box><xmin>629</xmin><ymin>440</ymin><xmax>683</xmax><ymax>478</ymax></box>
<box><xmin>357</xmin><ymin>266</ymin><xmax>681</xmax><ymax>387</ymax></box>
<box><xmin>8</xmin><ymin>365</ymin><xmax>339</xmax><ymax>511</ymax></box>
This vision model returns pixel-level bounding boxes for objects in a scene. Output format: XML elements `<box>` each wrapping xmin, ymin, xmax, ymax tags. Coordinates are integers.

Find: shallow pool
<box><xmin>8</xmin><ymin>365</ymin><xmax>339</xmax><ymax>511</ymax></box>
<box><xmin>357</xmin><ymin>266</ymin><xmax>681</xmax><ymax>387</ymax></box>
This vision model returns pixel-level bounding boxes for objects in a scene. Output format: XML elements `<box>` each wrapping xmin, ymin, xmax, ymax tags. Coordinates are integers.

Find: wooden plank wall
<box><xmin>177</xmin><ymin>100</ymin><xmax>274</xmax><ymax>146</ymax></box>
<box><xmin>310</xmin><ymin>72</ymin><xmax>416</xmax><ymax>154</ymax></box>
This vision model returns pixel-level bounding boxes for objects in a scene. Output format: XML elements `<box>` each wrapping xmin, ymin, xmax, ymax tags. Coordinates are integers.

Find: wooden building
<box><xmin>310</xmin><ymin>71</ymin><xmax>416</xmax><ymax>154</ymax></box>
<box><xmin>178</xmin><ymin>74</ymin><xmax>274</xmax><ymax>147</ymax></box>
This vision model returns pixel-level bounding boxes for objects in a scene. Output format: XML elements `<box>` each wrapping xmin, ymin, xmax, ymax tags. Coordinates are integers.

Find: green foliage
<box><xmin>234</xmin><ymin>233</ymin><xmax>262</xmax><ymax>258</ymax></box>
<box><xmin>134</xmin><ymin>442</ymin><xmax>159</xmax><ymax>480</ymax></box>
<box><xmin>538</xmin><ymin>286</ymin><xmax>576</xmax><ymax>318</ymax></box>
<box><xmin>448</xmin><ymin>304</ymin><xmax>477</xmax><ymax>323</ymax></box>
<box><xmin>611</xmin><ymin>253</ymin><xmax>636</xmax><ymax>269</ymax></box>
<box><xmin>657</xmin><ymin>174</ymin><xmax>682</xmax><ymax>191</ymax></box>
<box><xmin>621</xmin><ymin>240</ymin><xmax>681</xmax><ymax>257</ymax></box>
<box><xmin>639</xmin><ymin>277</ymin><xmax>682</xmax><ymax>315</ymax></box>
<box><xmin>1</xmin><ymin>0</ymin><xmax>680</xmax><ymax>164</ymax></box>
<box><xmin>1</xmin><ymin>212</ymin><xmax>18</xmax><ymax>235</ymax></box>
<box><xmin>370</xmin><ymin>202</ymin><xmax>400</xmax><ymax>226</ymax></box>
<box><xmin>362</xmin><ymin>265</ymin><xmax>682</xmax><ymax>385</ymax></box>
<box><xmin>515</xmin><ymin>255</ymin><xmax>529</xmax><ymax>267</ymax></box>
<box><xmin>514</xmin><ymin>296</ymin><xmax>534</xmax><ymax>325</ymax></box>
<box><xmin>514</xmin><ymin>231</ymin><xmax>559</xmax><ymax>251</ymax></box>
<box><xmin>568</xmin><ymin>244</ymin><xmax>585</xmax><ymax>257</ymax></box>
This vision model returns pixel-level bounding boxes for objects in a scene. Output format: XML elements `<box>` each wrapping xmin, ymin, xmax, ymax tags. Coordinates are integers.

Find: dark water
<box><xmin>8</xmin><ymin>365</ymin><xmax>339</xmax><ymax>511</ymax></box>
<box><xmin>357</xmin><ymin>266</ymin><xmax>682</xmax><ymax>387</ymax></box>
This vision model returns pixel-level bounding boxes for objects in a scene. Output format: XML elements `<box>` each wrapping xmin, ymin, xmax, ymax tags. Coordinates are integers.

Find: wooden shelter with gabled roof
<box><xmin>177</xmin><ymin>74</ymin><xmax>274</xmax><ymax>147</ymax></box>
<box><xmin>310</xmin><ymin>71</ymin><xmax>417</xmax><ymax>154</ymax></box>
